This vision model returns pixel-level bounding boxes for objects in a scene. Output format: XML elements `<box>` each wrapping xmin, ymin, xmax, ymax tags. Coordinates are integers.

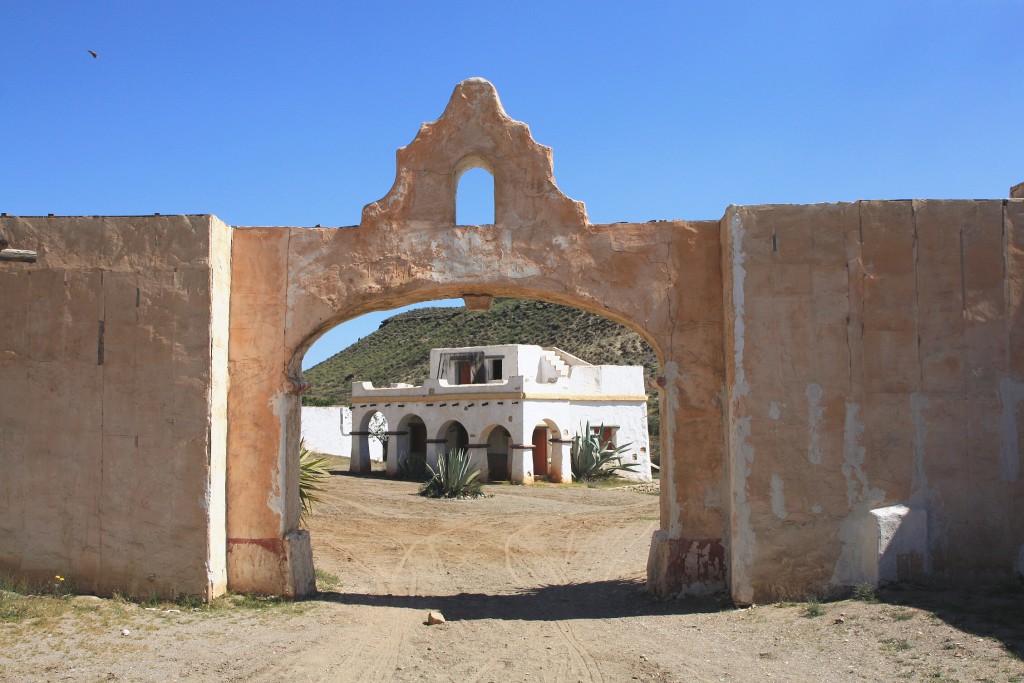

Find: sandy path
<box><xmin>1</xmin><ymin>468</ymin><xmax>1021</xmax><ymax>682</ymax></box>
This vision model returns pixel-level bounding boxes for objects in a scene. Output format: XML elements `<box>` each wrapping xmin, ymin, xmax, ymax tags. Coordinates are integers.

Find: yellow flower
<box><xmin>55</xmin><ymin>575</ymin><xmax>64</xmax><ymax>582</ymax></box>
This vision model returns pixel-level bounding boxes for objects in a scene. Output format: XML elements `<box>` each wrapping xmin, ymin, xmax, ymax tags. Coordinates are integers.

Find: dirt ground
<box><xmin>2</xmin><ymin>460</ymin><xmax>1022</xmax><ymax>682</ymax></box>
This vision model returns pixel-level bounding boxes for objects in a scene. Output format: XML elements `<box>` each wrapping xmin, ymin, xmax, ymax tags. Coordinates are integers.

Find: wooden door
<box><xmin>532</xmin><ymin>426</ymin><xmax>549</xmax><ymax>476</ymax></box>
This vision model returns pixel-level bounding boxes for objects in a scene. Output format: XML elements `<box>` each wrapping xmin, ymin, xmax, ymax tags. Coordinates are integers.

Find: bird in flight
<box><xmin>88</xmin><ymin>50</ymin><xmax>98</xmax><ymax>59</ymax></box>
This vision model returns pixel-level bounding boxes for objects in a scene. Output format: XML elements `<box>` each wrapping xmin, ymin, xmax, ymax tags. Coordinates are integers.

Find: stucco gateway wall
<box><xmin>723</xmin><ymin>199</ymin><xmax>1024</xmax><ymax>604</ymax></box>
<box><xmin>0</xmin><ymin>215</ymin><xmax>230</xmax><ymax>599</ymax></box>
<box><xmin>4</xmin><ymin>79</ymin><xmax>1019</xmax><ymax>605</ymax></box>
<box><xmin>226</xmin><ymin>216</ymin><xmax>726</xmax><ymax>597</ymax></box>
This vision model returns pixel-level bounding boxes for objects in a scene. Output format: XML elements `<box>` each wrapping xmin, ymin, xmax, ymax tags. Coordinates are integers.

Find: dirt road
<box><xmin>1</xmin><ymin>466</ymin><xmax>1021</xmax><ymax>682</ymax></box>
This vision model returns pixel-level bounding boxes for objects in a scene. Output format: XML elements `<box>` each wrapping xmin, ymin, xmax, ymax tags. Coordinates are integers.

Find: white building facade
<box><xmin>348</xmin><ymin>345</ymin><xmax>652</xmax><ymax>483</ymax></box>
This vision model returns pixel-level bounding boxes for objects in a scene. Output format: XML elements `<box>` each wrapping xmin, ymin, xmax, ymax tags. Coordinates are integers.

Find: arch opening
<box><xmin>284</xmin><ymin>295</ymin><xmax>665</xmax><ymax>598</ymax></box>
<box><xmin>484</xmin><ymin>425</ymin><xmax>512</xmax><ymax>482</ymax></box>
<box><xmin>455</xmin><ymin>166</ymin><xmax>495</xmax><ymax>226</ymax></box>
<box><xmin>531</xmin><ymin>419</ymin><xmax>560</xmax><ymax>479</ymax></box>
<box><xmin>298</xmin><ymin>296</ymin><xmax>662</xmax><ymax>481</ymax></box>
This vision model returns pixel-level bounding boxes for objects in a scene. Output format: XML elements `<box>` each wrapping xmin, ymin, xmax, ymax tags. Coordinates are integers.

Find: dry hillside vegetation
<box><xmin>1</xmin><ymin>458</ymin><xmax>1021</xmax><ymax>682</ymax></box>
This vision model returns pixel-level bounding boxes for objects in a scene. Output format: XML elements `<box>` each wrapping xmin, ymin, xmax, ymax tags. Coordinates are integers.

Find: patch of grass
<box><xmin>0</xmin><ymin>593</ymin><xmax>30</xmax><ymax>623</ymax></box>
<box><xmin>881</xmin><ymin>637</ymin><xmax>912</xmax><ymax>652</ymax></box>
<box><xmin>315</xmin><ymin>568</ymin><xmax>341</xmax><ymax>591</ymax></box>
<box><xmin>175</xmin><ymin>593</ymin><xmax>205</xmax><ymax>610</ymax></box>
<box><xmin>580</xmin><ymin>477</ymin><xmax>636</xmax><ymax>489</ymax></box>
<box><xmin>852</xmin><ymin>582</ymin><xmax>878</xmax><ymax>602</ymax></box>
<box><xmin>0</xmin><ymin>571</ymin><xmax>30</xmax><ymax>593</ymax></box>
<box><xmin>142</xmin><ymin>592</ymin><xmax>164</xmax><ymax>608</ymax></box>
<box><xmin>0</xmin><ymin>592</ymin><xmax>72</xmax><ymax>626</ymax></box>
<box><xmin>802</xmin><ymin>599</ymin><xmax>825</xmax><ymax>618</ymax></box>
<box><xmin>889</xmin><ymin>607</ymin><xmax>915</xmax><ymax>621</ymax></box>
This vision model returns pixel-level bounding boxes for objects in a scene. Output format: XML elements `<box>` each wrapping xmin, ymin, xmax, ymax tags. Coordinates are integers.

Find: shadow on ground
<box><xmin>329</xmin><ymin>470</ymin><xmax>389</xmax><ymax>478</ymax></box>
<box><xmin>874</xmin><ymin>585</ymin><xmax>1024</xmax><ymax>662</ymax></box>
<box><xmin>313</xmin><ymin>579</ymin><xmax>728</xmax><ymax>622</ymax></box>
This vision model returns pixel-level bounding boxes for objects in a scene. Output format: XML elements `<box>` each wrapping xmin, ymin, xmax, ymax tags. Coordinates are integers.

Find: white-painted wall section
<box><xmin>300</xmin><ymin>406</ymin><xmax>352</xmax><ymax>457</ymax></box>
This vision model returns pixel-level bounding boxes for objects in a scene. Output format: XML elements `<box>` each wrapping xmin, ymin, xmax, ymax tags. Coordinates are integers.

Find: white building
<box><xmin>348</xmin><ymin>345</ymin><xmax>652</xmax><ymax>483</ymax></box>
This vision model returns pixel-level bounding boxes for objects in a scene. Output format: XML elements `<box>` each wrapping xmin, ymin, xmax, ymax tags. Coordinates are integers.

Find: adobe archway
<box><xmin>225</xmin><ymin>78</ymin><xmax>725</xmax><ymax>597</ymax></box>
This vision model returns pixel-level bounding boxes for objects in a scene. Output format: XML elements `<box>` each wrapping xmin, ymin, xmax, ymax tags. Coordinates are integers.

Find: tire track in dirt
<box><xmin>385</xmin><ymin>517</ymin><xmax>478</xmax><ymax>596</ymax></box>
<box><xmin>590</xmin><ymin>520</ymin><xmax>659</xmax><ymax>583</ymax></box>
<box><xmin>556</xmin><ymin>620</ymin><xmax>605</xmax><ymax>683</ymax></box>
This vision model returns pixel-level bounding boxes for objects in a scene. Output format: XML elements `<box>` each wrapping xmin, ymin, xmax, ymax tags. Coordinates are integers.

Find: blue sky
<box><xmin>3</xmin><ymin>2</ymin><xmax>1021</xmax><ymax>367</ymax></box>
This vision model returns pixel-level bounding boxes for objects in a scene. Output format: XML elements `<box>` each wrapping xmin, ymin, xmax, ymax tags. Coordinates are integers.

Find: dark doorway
<box><xmin>532</xmin><ymin>426</ymin><xmax>549</xmax><ymax>476</ymax></box>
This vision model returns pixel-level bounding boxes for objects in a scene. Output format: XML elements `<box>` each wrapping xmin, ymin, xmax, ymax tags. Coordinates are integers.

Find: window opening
<box><xmin>456</xmin><ymin>167</ymin><xmax>495</xmax><ymax>226</ymax></box>
<box><xmin>486</xmin><ymin>356</ymin><xmax>503</xmax><ymax>381</ymax></box>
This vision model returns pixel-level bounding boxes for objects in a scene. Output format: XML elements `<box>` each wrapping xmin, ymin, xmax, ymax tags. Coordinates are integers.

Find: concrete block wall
<box><xmin>0</xmin><ymin>215</ymin><xmax>230</xmax><ymax>599</ymax></box>
<box><xmin>723</xmin><ymin>200</ymin><xmax>1024</xmax><ymax>604</ymax></box>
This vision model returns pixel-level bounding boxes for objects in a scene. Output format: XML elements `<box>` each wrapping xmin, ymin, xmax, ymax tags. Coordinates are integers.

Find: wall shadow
<box><xmin>312</xmin><ymin>579</ymin><xmax>727</xmax><ymax>622</ymax></box>
<box><xmin>874</xmin><ymin>586</ymin><xmax>1024</xmax><ymax>661</ymax></box>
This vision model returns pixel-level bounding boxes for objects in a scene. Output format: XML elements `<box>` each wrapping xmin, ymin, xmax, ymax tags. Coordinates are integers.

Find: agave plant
<box><xmin>396</xmin><ymin>452</ymin><xmax>428</xmax><ymax>481</ymax></box>
<box><xmin>299</xmin><ymin>441</ymin><xmax>332</xmax><ymax>522</ymax></box>
<box><xmin>421</xmin><ymin>449</ymin><xmax>483</xmax><ymax>499</ymax></box>
<box><xmin>570</xmin><ymin>422</ymin><xmax>640</xmax><ymax>481</ymax></box>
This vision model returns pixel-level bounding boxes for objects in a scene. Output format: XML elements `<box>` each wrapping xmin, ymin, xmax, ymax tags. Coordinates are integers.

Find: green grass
<box><xmin>0</xmin><ymin>593</ymin><xmax>31</xmax><ymax>622</ymax></box>
<box><xmin>315</xmin><ymin>568</ymin><xmax>341</xmax><ymax>591</ymax></box>
<box><xmin>880</xmin><ymin>638</ymin><xmax>912</xmax><ymax>652</ymax></box>
<box><xmin>852</xmin><ymin>582</ymin><xmax>878</xmax><ymax>602</ymax></box>
<box><xmin>802</xmin><ymin>599</ymin><xmax>825</xmax><ymax>618</ymax></box>
<box><xmin>888</xmin><ymin>607</ymin><xmax>915</xmax><ymax>621</ymax></box>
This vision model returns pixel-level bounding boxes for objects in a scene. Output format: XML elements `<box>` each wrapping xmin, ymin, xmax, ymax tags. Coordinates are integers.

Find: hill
<box><xmin>302</xmin><ymin>298</ymin><xmax>660</xmax><ymax>458</ymax></box>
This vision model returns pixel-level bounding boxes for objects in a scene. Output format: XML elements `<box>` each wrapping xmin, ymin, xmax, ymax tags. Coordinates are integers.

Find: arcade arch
<box><xmin>483</xmin><ymin>424</ymin><xmax>512</xmax><ymax>482</ymax></box>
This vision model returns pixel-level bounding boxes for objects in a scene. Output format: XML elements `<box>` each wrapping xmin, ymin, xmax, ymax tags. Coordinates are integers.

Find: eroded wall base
<box><xmin>226</xmin><ymin>530</ymin><xmax>315</xmax><ymax>598</ymax></box>
<box><xmin>646</xmin><ymin>531</ymin><xmax>727</xmax><ymax>598</ymax></box>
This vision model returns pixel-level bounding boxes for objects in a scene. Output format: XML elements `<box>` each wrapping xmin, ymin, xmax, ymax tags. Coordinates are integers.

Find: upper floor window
<box><xmin>486</xmin><ymin>357</ymin><xmax>503</xmax><ymax>381</ymax></box>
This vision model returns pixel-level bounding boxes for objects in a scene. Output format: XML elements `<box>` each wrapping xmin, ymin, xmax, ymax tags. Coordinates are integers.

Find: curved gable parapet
<box><xmin>360</xmin><ymin>78</ymin><xmax>588</xmax><ymax>230</ymax></box>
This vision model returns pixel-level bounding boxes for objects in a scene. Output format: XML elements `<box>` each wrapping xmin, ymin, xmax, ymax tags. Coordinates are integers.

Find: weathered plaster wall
<box><xmin>723</xmin><ymin>200</ymin><xmax>1024</xmax><ymax>604</ymax></box>
<box><xmin>0</xmin><ymin>215</ymin><xmax>229</xmax><ymax>599</ymax></box>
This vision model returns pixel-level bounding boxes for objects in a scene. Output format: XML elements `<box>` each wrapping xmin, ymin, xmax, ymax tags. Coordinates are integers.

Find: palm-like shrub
<box><xmin>421</xmin><ymin>449</ymin><xmax>483</xmax><ymax>499</ymax></box>
<box><xmin>570</xmin><ymin>422</ymin><xmax>640</xmax><ymax>481</ymax></box>
<box><xmin>299</xmin><ymin>441</ymin><xmax>332</xmax><ymax>522</ymax></box>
